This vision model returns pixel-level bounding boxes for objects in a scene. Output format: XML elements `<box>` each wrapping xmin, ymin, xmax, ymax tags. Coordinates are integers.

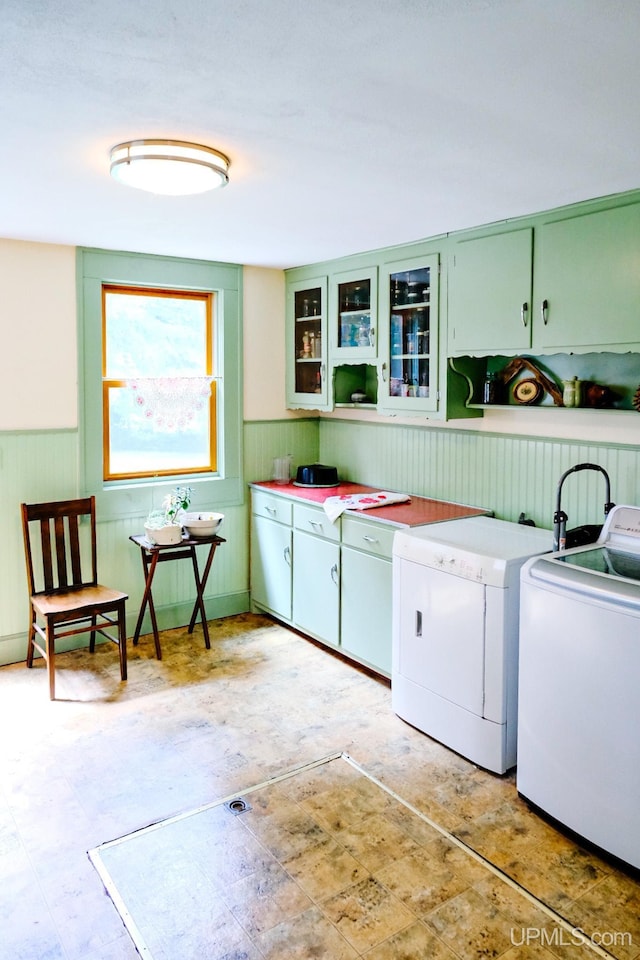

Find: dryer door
<box><xmin>396</xmin><ymin>558</ymin><xmax>485</xmax><ymax>716</ymax></box>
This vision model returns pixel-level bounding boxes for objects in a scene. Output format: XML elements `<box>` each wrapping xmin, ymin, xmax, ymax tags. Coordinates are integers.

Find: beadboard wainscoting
<box><xmin>243</xmin><ymin>418</ymin><xmax>320</xmax><ymax>484</ymax></box>
<box><xmin>318</xmin><ymin>417</ymin><xmax>640</xmax><ymax>530</ymax></box>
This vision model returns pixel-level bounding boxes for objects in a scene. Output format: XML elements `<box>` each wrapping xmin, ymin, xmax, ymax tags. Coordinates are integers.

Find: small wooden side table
<box><xmin>129</xmin><ymin>532</ymin><xmax>226</xmax><ymax>659</ymax></box>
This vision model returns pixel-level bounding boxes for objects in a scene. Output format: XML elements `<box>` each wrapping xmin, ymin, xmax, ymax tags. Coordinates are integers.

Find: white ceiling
<box><xmin>2</xmin><ymin>0</ymin><xmax>639</xmax><ymax>269</ymax></box>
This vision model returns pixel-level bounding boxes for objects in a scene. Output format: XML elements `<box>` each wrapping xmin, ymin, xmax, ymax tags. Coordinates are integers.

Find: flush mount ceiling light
<box><xmin>109</xmin><ymin>139</ymin><xmax>230</xmax><ymax>195</ymax></box>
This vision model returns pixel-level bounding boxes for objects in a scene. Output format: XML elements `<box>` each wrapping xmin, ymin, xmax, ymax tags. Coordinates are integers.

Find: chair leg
<box><xmin>89</xmin><ymin>615</ymin><xmax>97</xmax><ymax>653</ymax></box>
<box><xmin>118</xmin><ymin>603</ymin><xmax>128</xmax><ymax>682</ymax></box>
<box><xmin>26</xmin><ymin>614</ymin><xmax>36</xmax><ymax>668</ymax></box>
<box><xmin>45</xmin><ymin>621</ymin><xmax>56</xmax><ymax>701</ymax></box>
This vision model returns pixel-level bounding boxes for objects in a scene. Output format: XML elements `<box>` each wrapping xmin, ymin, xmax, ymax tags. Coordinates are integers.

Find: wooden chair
<box><xmin>21</xmin><ymin>496</ymin><xmax>128</xmax><ymax>700</ymax></box>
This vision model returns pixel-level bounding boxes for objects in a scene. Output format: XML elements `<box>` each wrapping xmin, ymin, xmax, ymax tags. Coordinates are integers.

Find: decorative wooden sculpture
<box><xmin>501</xmin><ymin>357</ymin><xmax>564</xmax><ymax>406</ymax></box>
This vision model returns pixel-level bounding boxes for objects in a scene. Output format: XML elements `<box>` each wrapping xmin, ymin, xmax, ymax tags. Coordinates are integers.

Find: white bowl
<box><xmin>182</xmin><ymin>512</ymin><xmax>224</xmax><ymax>537</ymax></box>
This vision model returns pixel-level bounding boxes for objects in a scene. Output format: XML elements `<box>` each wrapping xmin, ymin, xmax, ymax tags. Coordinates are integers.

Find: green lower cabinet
<box><xmin>250</xmin><ymin>514</ymin><xmax>292</xmax><ymax>620</ymax></box>
<box><xmin>250</xmin><ymin>487</ymin><xmax>395</xmax><ymax>677</ymax></box>
<box><xmin>292</xmin><ymin>530</ymin><xmax>340</xmax><ymax>646</ymax></box>
<box><xmin>340</xmin><ymin>546</ymin><xmax>392</xmax><ymax>676</ymax></box>
<box><xmin>339</xmin><ymin>515</ymin><xmax>395</xmax><ymax>676</ymax></box>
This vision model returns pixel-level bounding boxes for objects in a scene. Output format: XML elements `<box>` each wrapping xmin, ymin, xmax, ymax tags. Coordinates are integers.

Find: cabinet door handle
<box><xmin>362</xmin><ymin>535</ymin><xmax>379</xmax><ymax>543</ymax></box>
<box><xmin>521</xmin><ymin>302</ymin><xmax>528</xmax><ymax>327</ymax></box>
<box><xmin>283</xmin><ymin>545</ymin><xmax>291</xmax><ymax>565</ymax></box>
<box><xmin>330</xmin><ymin>563</ymin><xmax>339</xmax><ymax>585</ymax></box>
<box><xmin>381</xmin><ymin>362</ymin><xmax>388</xmax><ymax>382</ymax></box>
<box><xmin>370</xmin><ymin>326</ymin><xmax>375</xmax><ymax>347</ymax></box>
<box><xmin>541</xmin><ymin>298</ymin><xmax>549</xmax><ymax>325</ymax></box>
<box><xmin>415</xmin><ymin>610</ymin><xmax>422</xmax><ymax>637</ymax></box>
<box><xmin>309</xmin><ymin>519</ymin><xmax>323</xmax><ymax>530</ymax></box>
<box><xmin>265</xmin><ymin>505</ymin><xmax>276</xmax><ymax>516</ymax></box>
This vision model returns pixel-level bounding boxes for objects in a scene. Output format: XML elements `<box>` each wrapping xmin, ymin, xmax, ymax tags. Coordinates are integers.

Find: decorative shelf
<box><xmin>450</xmin><ymin>353</ymin><xmax>640</xmax><ymax>413</ymax></box>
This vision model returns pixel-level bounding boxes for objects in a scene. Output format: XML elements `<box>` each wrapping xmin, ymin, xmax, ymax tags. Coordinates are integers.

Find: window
<box><xmin>79</xmin><ymin>249</ymin><xmax>243</xmax><ymax>520</ymax></box>
<box><xmin>102</xmin><ymin>286</ymin><xmax>216</xmax><ymax>481</ymax></box>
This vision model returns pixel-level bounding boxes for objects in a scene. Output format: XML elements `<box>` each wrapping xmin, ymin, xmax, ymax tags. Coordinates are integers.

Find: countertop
<box><xmin>250</xmin><ymin>480</ymin><xmax>489</xmax><ymax>528</ymax></box>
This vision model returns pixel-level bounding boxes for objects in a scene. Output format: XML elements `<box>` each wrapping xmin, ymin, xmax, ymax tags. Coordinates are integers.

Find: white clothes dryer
<box><xmin>392</xmin><ymin>516</ymin><xmax>552</xmax><ymax>774</ymax></box>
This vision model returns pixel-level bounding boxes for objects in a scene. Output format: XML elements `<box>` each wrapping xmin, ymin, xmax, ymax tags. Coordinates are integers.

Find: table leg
<box><xmin>133</xmin><ymin>549</ymin><xmax>163</xmax><ymax>659</ymax></box>
<box><xmin>187</xmin><ymin>541</ymin><xmax>219</xmax><ymax>648</ymax></box>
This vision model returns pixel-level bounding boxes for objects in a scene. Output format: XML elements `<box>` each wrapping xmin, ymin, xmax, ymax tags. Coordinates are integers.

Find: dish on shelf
<box><xmin>512</xmin><ymin>378</ymin><xmax>543</xmax><ymax>404</ymax></box>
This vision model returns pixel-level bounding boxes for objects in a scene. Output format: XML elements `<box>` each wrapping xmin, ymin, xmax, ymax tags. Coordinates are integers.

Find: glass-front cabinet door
<box><xmin>379</xmin><ymin>254</ymin><xmax>439</xmax><ymax>413</ymax></box>
<box><xmin>330</xmin><ymin>267</ymin><xmax>378</xmax><ymax>359</ymax></box>
<box><xmin>286</xmin><ymin>276</ymin><xmax>329</xmax><ymax>409</ymax></box>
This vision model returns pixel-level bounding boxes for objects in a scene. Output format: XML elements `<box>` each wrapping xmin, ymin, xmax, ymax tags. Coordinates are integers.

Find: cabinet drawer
<box><xmin>252</xmin><ymin>490</ymin><xmax>292</xmax><ymax>525</ymax></box>
<box><xmin>341</xmin><ymin>516</ymin><xmax>395</xmax><ymax>559</ymax></box>
<box><xmin>293</xmin><ymin>503</ymin><xmax>341</xmax><ymax>541</ymax></box>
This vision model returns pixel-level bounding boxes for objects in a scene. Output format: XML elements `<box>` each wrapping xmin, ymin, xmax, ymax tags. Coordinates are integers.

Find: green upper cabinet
<box><xmin>286</xmin><ymin>275</ymin><xmax>330</xmax><ymax>410</ymax></box>
<box><xmin>378</xmin><ymin>253</ymin><xmax>440</xmax><ymax>414</ymax></box>
<box><xmin>533</xmin><ymin>202</ymin><xmax>640</xmax><ymax>351</ymax></box>
<box><xmin>448</xmin><ymin>196</ymin><xmax>640</xmax><ymax>358</ymax></box>
<box><xmin>448</xmin><ymin>228</ymin><xmax>533</xmax><ymax>355</ymax></box>
<box><xmin>330</xmin><ymin>266</ymin><xmax>378</xmax><ymax>360</ymax></box>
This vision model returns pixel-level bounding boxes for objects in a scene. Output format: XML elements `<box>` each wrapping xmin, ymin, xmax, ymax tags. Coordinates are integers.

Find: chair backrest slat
<box><xmin>53</xmin><ymin>515</ymin><xmax>69</xmax><ymax>589</ymax></box>
<box><xmin>22</xmin><ymin>497</ymin><xmax>98</xmax><ymax>595</ymax></box>
<box><xmin>39</xmin><ymin>520</ymin><xmax>55</xmax><ymax>591</ymax></box>
<box><xmin>68</xmin><ymin>515</ymin><xmax>83</xmax><ymax>585</ymax></box>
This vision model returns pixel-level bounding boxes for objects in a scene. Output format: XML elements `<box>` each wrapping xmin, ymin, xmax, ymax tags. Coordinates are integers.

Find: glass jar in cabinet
<box><xmin>379</xmin><ymin>254</ymin><xmax>439</xmax><ymax>413</ymax></box>
<box><xmin>286</xmin><ymin>276</ymin><xmax>329</xmax><ymax>409</ymax></box>
<box><xmin>330</xmin><ymin>267</ymin><xmax>378</xmax><ymax>359</ymax></box>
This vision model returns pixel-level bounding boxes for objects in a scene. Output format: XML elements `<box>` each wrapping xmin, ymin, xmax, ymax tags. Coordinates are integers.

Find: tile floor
<box><xmin>1</xmin><ymin>613</ymin><xmax>639</xmax><ymax>960</ymax></box>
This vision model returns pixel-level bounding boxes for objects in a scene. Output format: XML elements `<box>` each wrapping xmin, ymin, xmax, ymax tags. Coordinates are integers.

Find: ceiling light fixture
<box><xmin>109</xmin><ymin>139</ymin><xmax>230</xmax><ymax>195</ymax></box>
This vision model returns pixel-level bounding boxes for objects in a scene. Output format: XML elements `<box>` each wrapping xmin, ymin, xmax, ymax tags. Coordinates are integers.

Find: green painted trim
<box><xmin>77</xmin><ymin>248</ymin><xmax>245</xmax><ymax>520</ymax></box>
<box><xmin>243</xmin><ymin>417</ymin><xmax>320</xmax><ymax>425</ymax></box>
<box><xmin>0</xmin><ymin>428</ymin><xmax>77</xmax><ymax>438</ymax></box>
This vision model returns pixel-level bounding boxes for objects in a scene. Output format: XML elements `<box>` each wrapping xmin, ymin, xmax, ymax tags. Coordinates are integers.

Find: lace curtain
<box><xmin>128</xmin><ymin>377</ymin><xmax>213</xmax><ymax>431</ymax></box>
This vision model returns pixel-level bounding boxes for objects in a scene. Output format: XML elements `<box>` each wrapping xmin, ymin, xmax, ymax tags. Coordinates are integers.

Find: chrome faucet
<box><xmin>553</xmin><ymin>463</ymin><xmax>614</xmax><ymax>551</ymax></box>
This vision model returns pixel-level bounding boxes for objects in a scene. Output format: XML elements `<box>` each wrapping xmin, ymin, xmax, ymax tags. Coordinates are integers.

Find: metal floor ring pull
<box><xmin>224</xmin><ymin>797</ymin><xmax>251</xmax><ymax>816</ymax></box>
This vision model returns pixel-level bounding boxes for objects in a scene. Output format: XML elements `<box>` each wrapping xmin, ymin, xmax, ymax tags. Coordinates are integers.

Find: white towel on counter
<box><xmin>323</xmin><ymin>491</ymin><xmax>411</xmax><ymax>523</ymax></box>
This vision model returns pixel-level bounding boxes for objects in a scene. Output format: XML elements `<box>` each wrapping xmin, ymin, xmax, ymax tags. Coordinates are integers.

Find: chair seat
<box><xmin>31</xmin><ymin>585</ymin><xmax>128</xmax><ymax>618</ymax></box>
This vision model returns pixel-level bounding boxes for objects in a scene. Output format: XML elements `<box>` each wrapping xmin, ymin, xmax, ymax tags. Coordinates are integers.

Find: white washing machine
<box><xmin>392</xmin><ymin>516</ymin><xmax>552</xmax><ymax>774</ymax></box>
<box><xmin>518</xmin><ymin>504</ymin><xmax>640</xmax><ymax>870</ymax></box>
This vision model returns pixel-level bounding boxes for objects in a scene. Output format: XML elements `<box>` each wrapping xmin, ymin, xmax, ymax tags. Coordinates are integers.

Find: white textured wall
<box><xmin>243</xmin><ymin>265</ymin><xmax>307</xmax><ymax>421</ymax></box>
<box><xmin>0</xmin><ymin>239</ymin><xmax>77</xmax><ymax>430</ymax></box>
